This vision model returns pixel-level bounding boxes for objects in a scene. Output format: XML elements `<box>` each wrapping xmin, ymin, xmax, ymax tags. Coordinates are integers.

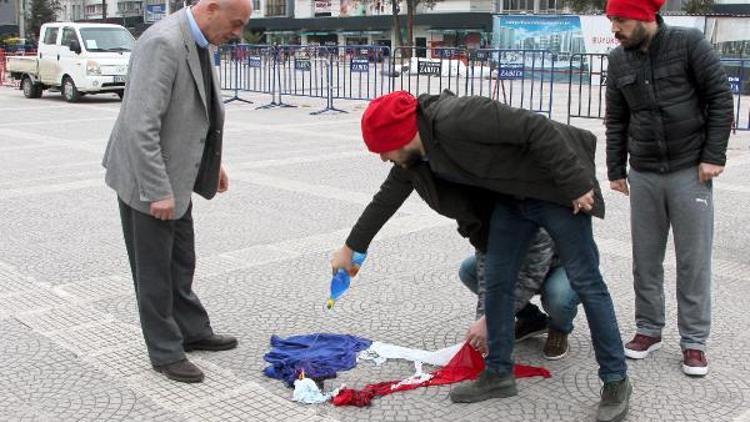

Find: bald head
<box><xmin>192</xmin><ymin>0</ymin><xmax>252</xmax><ymax>45</ymax></box>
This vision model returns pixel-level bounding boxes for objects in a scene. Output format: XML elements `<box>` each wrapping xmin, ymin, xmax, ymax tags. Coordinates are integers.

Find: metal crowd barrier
<box><xmin>567</xmin><ymin>53</ymin><xmax>608</xmax><ymax>124</ymax></box>
<box><xmin>390</xmin><ymin>46</ymin><xmax>470</xmax><ymax>97</ymax></box>
<box><xmin>213</xmin><ymin>44</ymin><xmax>747</xmax><ymax>128</ymax></box>
<box><xmin>332</xmin><ymin>45</ymin><xmax>392</xmax><ymax>101</ymax></box>
<box><xmin>217</xmin><ymin>43</ymin><xmax>277</xmax><ymax>105</ymax></box>
<box><xmin>466</xmin><ymin>49</ymin><xmax>556</xmax><ymax>117</ymax></box>
<box><xmin>722</xmin><ymin>59</ymin><xmax>749</xmax><ymax>132</ymax></box>
<box><xmin>565</xmin><ymin>55</ymin><xmax>748</xmax><ymax>133</ymax></box>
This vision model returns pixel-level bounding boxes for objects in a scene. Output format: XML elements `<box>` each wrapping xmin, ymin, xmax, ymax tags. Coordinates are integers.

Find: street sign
<box><xmin>499</xmin><ymin>63</ymin><xmax>523</xmax><ymax>80</ymax></box>
<box><xmin>295</xmin><ymin>59</ymin><xmax>311</xmax><ymax>71</ymax></box>
<box><xmin>418</xmin><ymin>60</ymin><xmax>441</xmax><ymax>76</ymax></box>
<box><xmin>145</xmin><ymin>4</ymin><xmax>166</xmax><ymax>23</ymax></box>
<box><xmin>350</xmin><ymin>58</ymin><xmax>369</xmax><ymax>73</ymax></box>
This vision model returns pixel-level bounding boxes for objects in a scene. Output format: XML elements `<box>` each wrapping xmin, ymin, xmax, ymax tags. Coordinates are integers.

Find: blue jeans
<box><xmin>483</xmin><ymin>196</ymin><xmax>626</xmax><ymax>383</ymax></box>
<box><xmin>459</xmin><ymin>257</ymin><xmax>579</xmax><ymax>334</ymax></box>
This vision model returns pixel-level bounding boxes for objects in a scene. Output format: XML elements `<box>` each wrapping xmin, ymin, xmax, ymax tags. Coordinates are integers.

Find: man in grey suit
<box><xmin>102</xmin><ymin>0</ymin><xmax>252</xmax><ymax>383</ymax></box>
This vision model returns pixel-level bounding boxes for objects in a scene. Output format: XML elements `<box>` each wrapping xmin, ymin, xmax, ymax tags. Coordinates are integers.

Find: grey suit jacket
<box><xmin>102</xmin><ymin>8</ymin><xmax>225</xmax><ymax>218</ymax></box>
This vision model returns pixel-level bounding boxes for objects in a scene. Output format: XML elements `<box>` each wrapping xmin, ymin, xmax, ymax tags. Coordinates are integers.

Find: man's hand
<box><xmin>465</xmin><ymin>315</ymin><xmax>488</xmax><ymax>356</ymax></box>
<box><xmin>609</xmin><ymin>179</ymin><xmax>630</xmax><ymax>196</ymax></box>
<box><xmin>699</xmin><ymin>162</ymin><xmax>724</xmax><ymax>184</ymax></box>
<box><xmin>218</xmin><ymin>165</ymin><xmax>229</xmax><ymax>193</ymax></box>
<box><xmin>150</xmin><ymin>196</ymin><xmax>175</xmax><ymax>221</ymax></box>
<box><xmin>572</xmin><ymin>189</ymin><xmax>595</xmax><ymax>214</ymax></box>
<box><xmin>330</xmin><ymin>245</ymin><xmax>354</xmax><ymax>276</ymax></box>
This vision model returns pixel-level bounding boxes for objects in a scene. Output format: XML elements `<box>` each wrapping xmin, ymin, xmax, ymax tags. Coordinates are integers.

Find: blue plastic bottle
<box><xmin>326</xmin><ymin>251</ymin><xmax>367</xmax><ymax>310</ymax></box>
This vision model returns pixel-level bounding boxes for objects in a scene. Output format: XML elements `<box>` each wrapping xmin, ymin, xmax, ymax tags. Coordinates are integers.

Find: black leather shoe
<box><xmin>153</xmin><ymin>359</ymin><xmax>204</xmax><ymax>383</ymax></box>
<box><xmin>184</xmin><ymin>334</ymin><xmax>238</xmax><ymax>352</ymax></box>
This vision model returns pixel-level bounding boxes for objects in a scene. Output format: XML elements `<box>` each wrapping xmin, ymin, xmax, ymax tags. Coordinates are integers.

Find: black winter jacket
<box><xmin>606</xmin><ymin>15</ymin><xmax>734</xmax><ymax>180</ymax></box>
<box><xmin>346</xmin><ymin>90</ymin><xmax>607</xmax><ymax>252</ymax></box>
<box><xmin>418</xmin><ymin>90</ymin><xmax>605</xmax><ymax>218</ymax></box>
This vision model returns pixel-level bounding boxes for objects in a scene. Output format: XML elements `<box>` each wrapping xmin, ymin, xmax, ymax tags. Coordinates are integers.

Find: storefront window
<box><xmin>345</xmin><ymin>37</ymin><xmax>368</xmax><ymax>46</ymax></box>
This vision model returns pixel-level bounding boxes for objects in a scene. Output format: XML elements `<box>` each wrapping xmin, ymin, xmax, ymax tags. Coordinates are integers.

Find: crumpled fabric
<box><xmin>263</xmin><ymin>333</ymin><xmax>372</xmax><ymax>387</ymax></box>
<box><xmin>292</xmin><ymin>377</ymin><xmax>343</xmax><ymax>404</ymax></box>
<box><xmin>333</xmin><ymin>342</ymin><xmax>551</xmax><ymax>407</ymax></box>
<box><xmin>358</xmin><ymin>341</ymin><xmax>464</xmax><ymax>367</ymax></box>
<box><xmin>390</xmin><ymin>362</ymin><xmax>433</xmax><ymax>390</ymax></box>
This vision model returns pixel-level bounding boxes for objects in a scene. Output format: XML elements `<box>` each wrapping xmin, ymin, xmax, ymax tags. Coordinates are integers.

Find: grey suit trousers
<box><xmin>118</xmin><ymin>198</ymin><xmax>213</xmax><ymax>366</ymax></box>
<box><xmin>629</xmin><ymin>167</ymin><xmax>713</xmax><ymax>351</ymax></box>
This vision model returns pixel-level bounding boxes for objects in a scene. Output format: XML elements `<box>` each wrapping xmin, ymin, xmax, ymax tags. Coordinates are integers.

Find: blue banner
<box><xmin>248</xmin><ymin>56</ymin><xmax>262</xmax><ymax>68</ymax></box>
<box><xmin>350</xmin><ymin>58</ymin><xmax>369</xmax><ymax>73</ymax></box>
<box><xmin>145</xmin><ymin>4</ymin><xmax>166</xmax><ymax>23</ymax></box>
<box><xmin>728</xmin><ymin>76</ymin><xmax>741</xmax><ymax>94</ymax></box>
<box><xmin>295</xmin><ymin>59</ymin><xmax>311</xmax><ymax>71</ymax></box>
<box><xmin>499</xmin><ymin>63</ymin><xmax>524</xmax><ymax>80</ymax></box>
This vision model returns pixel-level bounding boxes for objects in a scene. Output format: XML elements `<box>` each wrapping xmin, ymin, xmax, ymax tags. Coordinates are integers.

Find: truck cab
<box><xmin>19</xmin><ymin>22</ymin><xmax>134</xmax><ymax>102</ymax></box>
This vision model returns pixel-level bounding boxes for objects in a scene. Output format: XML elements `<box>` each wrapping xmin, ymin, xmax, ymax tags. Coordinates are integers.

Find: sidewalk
<box><xmin>0</xmin><ymin>87</ymin><xmax>749</xmax><ymax>422</ymax></box>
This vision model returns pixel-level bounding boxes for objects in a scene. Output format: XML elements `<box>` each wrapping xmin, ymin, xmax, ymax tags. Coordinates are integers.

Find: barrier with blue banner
<box><xmin>465</xmin><ymin>49</ymin><xmax>555</xmax><ymax>117</ymax></box>
<box><xmin>273</xmin><ymin>45</ymin><xmax>345</xmax><ymax>114</ymax></box>
<box><xmin>332</xmin><ymin>45</ymin><xmax>392</xmax><ymax>101</ymax></box>
<box><xmin>390</xmin><ymin>46</ymin><xmax>469</xmax><ymax>98</ymax></box>
<box><xmin>217</xmin><ymin>44</ymin><xmax>276</xmax><ymax>105</ymax></box>
<box><xmin>213</xmin><ymin>44</ymin><xmax>747</xmax><ymax>129</ymax></box>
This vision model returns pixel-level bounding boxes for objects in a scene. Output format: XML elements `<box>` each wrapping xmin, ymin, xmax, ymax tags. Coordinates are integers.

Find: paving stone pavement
<box><xmin>1</xmin><ymin>87</ymin><xmax>749</xmax><ymax>422</ymax></box>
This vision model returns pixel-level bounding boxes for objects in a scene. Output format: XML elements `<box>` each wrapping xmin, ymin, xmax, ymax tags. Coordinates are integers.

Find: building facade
<box><xmin>245</xmin><ymin>0</ymin><xmax>740</xmax><ymax>49</ymax></box>
<box><xmin>249</xmin><ymin>0</ymin><xmax>504</xmax><ymax>49</ymax></box>
<box><xmin>0</xmin><ymin>0</ymin><xmax>20</xmax><ymax>36</ymax></box>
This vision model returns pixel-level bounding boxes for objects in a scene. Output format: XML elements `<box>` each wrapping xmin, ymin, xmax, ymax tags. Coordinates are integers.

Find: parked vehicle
<box><xmin>6</xmin><ymin>22</ymin><xmax>134</xmax><ymax>102</ymax></box>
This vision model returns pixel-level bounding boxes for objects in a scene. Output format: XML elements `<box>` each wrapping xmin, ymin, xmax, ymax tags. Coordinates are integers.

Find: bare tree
<box><xmin>359</xmin><ymin>0</ymin><xmax>405</xmax><ymax>48</ymax></box>
<box><xmin>404</xmin><ymin>0</ymin><xmax>442</xmax><ymax>46</ymax></box>
<box><xmin>360</xmin><ymin>0</ymin><xmax>443</xmax><ymax>49</ymax></box>
<box><xmin>390</xmin><ymin>0</ymin><xmax>404</xmax><ymax>49</ymax></box>
<box><xmin>26</xmin><ymin>0</ymin><xmax>60</xmax><ymax>41</ymax></box>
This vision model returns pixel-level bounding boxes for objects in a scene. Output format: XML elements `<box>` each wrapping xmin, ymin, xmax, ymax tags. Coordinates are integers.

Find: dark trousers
<box><xmin>484</xmin><ymin>196</ymin><xmax>627</xmax><ymax>383</ymax></box>
<box><xmin>118</xmin><ymin>198</ymin><xmax>213</xmax><ymax>367</ymax></box>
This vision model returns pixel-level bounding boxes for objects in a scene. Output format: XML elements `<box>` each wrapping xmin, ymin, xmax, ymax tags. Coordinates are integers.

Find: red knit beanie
<box><xmin>606</xmin><ymin>0</ymin><xmax>665</xmax><ymax>22</ymax></box>
<box><xmin>361</xmin><ymin>91</ymin><xmax>419</xmax><ymax>153</ymax></box>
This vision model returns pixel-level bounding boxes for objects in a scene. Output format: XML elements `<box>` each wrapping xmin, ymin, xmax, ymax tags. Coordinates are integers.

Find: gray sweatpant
<box><xmin>629</xmin><ymin>166</ymin><xmax>713</xmax><ymax>352</ymax></box>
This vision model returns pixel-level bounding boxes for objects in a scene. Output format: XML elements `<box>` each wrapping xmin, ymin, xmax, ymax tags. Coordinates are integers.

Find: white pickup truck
<box><xmin>6</xmin><ymin>22</ymin><xmax>134</xmax><ymax>102</ymax></box>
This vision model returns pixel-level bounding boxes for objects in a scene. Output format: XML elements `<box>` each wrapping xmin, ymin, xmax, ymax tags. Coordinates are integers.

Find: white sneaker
<box><xmin>682</xmin><ymin>349</ymin><xmax>708</xmax><ymax>377</ymax></box>
<box><xmin>624</xmin><ymin>334</ymin><xmax>662</xmax><ymax>360</ymax></box>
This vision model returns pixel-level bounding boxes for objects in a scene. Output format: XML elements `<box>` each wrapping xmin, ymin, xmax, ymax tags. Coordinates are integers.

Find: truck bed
<box><xmin>6</xmin><ymin>56</ymin><xmax>38</xmax><ymax>76</ymax></box>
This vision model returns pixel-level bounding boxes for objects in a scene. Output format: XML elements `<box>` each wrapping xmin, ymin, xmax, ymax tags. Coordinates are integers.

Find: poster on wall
<box><xmin>580</xmin><ymin>15</ymin><xmax>705</xmax><ymax>55</ymax></box>
<box><xmin>145</xmin><ymin>4</ymin><xmax>166</xmax><ymax>23</ymax></box>
<box><xmin>492</xmin><ymin>15</ymin><xmax>585</xmax><ymax>54</ymax></box>
<box><xmin>340</xmin><ymin>0</ymin><xmax>367</xmax><ymax>16</ymax></box>
<box><xmin>314</xmin><ymin>0</ymin><xmax>332</xmax><ymax>15</ymax></box>
<box><xmin>493</xmin><ymin>15</ymin><xmax>706</xmax><ymax>55</ymax></box>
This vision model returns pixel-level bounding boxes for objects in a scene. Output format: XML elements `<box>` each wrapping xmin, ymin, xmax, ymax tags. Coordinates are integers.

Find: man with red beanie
<box><xmin>355</xmin><ymin>89</ymin><xmax>630</xmax><ymax>422</ymax></box>
<box><xmin>605</xmin><ymin>0</ymin><xmax>733</xmax><ymax>377</ymax></box>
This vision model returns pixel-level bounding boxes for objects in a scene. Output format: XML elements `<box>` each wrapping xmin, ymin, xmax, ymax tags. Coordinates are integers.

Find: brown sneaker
<box><xmin>624</xmin><ymin>334</ymin><xmax>662</xmax><ymax>359</ymax></box>
<box><xmin>543</xmin><ymin>328</ymin><xmax>569</xmax><ymax>360</ymax></box>
<box><xmin>682</xmin><ymin>349</ymin><xmax>708</xmax><ymax>377</ymax></box>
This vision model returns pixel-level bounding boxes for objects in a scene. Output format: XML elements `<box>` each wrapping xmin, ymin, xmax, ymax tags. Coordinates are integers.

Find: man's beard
<box><xmin>398</xmin><ymin>149</ymin><xmax>423</xmax><ymax>168</ymax></box>
<box><xmin>616</xmin><ymin>23</ymin><xmax>650</xmax><ymax>50</ymax></box>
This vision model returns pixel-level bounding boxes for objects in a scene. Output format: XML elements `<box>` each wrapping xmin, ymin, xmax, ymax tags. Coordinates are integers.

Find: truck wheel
<box><xmin>22</xmin><ymin>76</ymin><xmax>42</xmax><ymax>98</ymax></box>
<box><xmin>62</xmin><ymin>76</ymin><xmax>80</xmax><ymax>103</ymax></box>
<box><xmin>116</xmin><ymin>90</ymin><xmax>124</xmax><ymax>100</ymax></box>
